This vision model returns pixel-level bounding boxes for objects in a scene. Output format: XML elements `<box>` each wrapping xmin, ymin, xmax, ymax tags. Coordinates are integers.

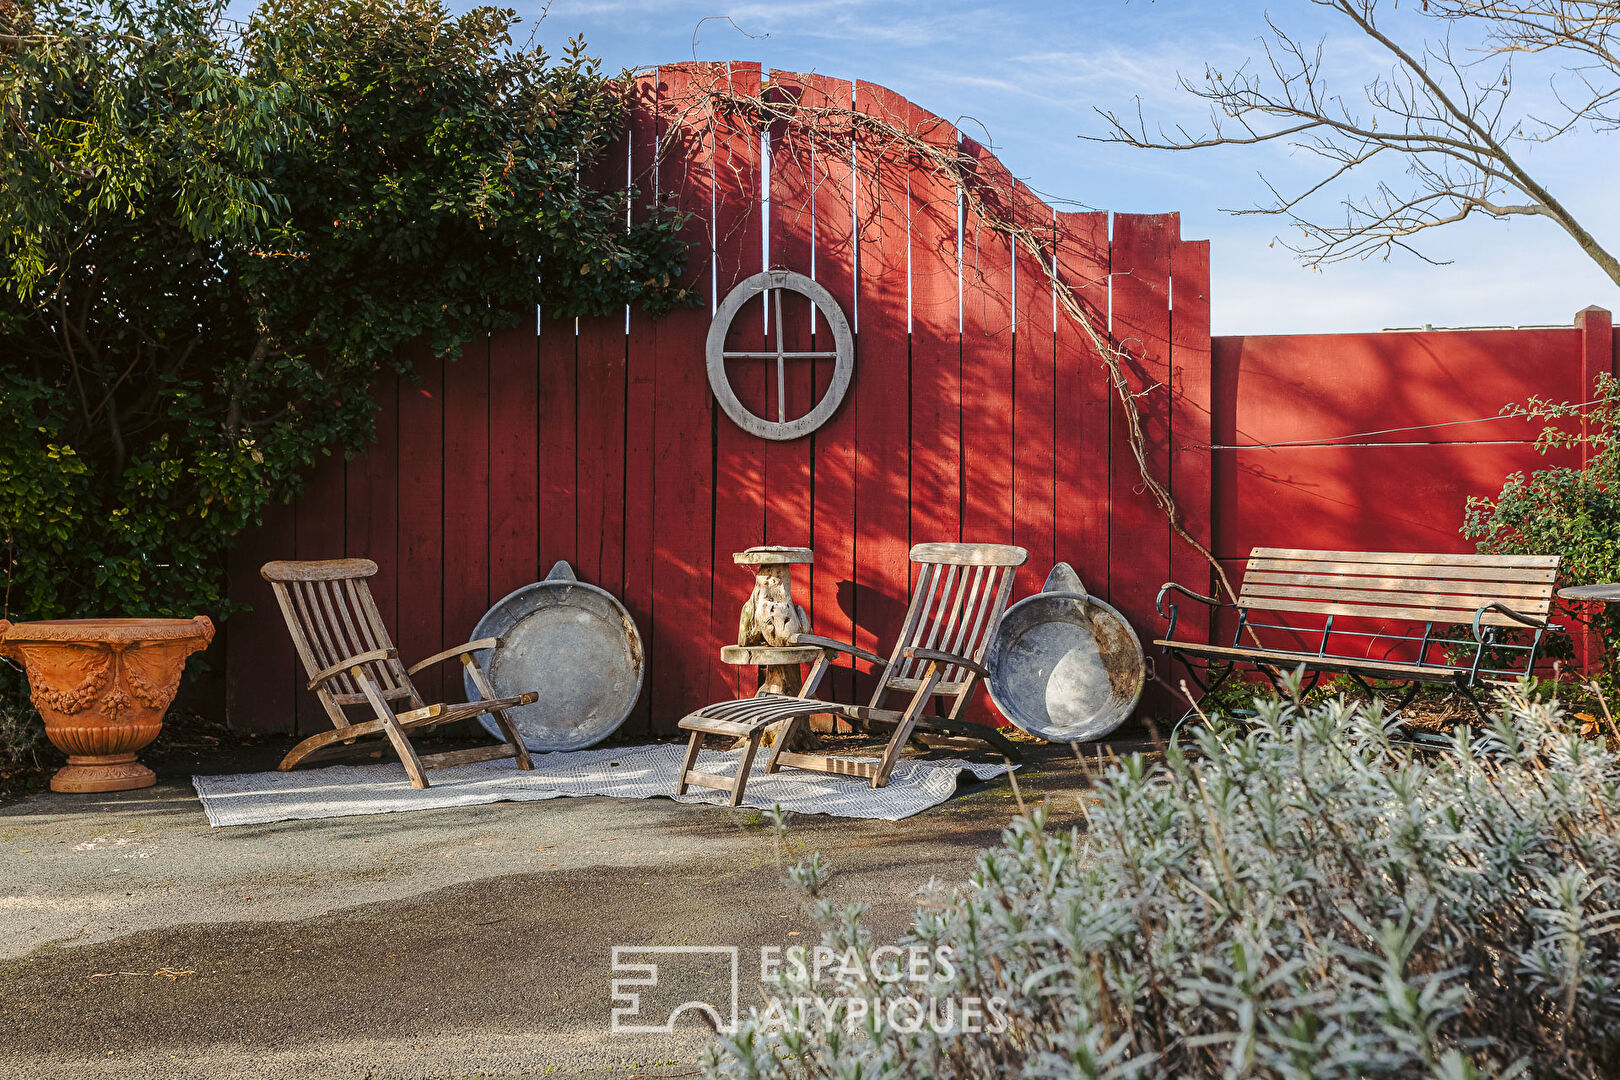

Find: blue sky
<box><xmin>505</xmin><ymin>0</ymin><xmax>1619</xmax><ymax>335</ymax></box>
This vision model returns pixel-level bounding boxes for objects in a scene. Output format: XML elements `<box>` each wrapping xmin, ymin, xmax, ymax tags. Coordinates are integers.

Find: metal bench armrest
<box><xmin>902</xmin><ymin>646</ymin><xmax>989</xmax><ymax>679</ymax></box>
<box><xmin>1472</xmin><ymin>602</ymin><xmax>1548</xmax><ymax>641</ymax></box>
<box><xmin>406</xmin><ymin>638</ymin><xmax>502</xmax><ymax>677</ymax></box>
<box><xmin>789</xmin><ymin>633</ymin><xmax>890</xmax><ymax>669</ymax></box>
<box><xmin>309</xmin><ymin>648</ymin><xmax>398</xmax><ymax>691</ymax></box>
<box><xmin>1156</xmin><ymin>582</ymin><xmax>1223</xmax><ymax>621</ymax></box>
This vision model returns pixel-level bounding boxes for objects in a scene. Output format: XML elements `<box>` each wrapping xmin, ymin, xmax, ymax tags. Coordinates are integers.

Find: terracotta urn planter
<box><xmin>0</xmin><ymin>616</ymin><xmax>214</xmax><ymax>792</ymax></box>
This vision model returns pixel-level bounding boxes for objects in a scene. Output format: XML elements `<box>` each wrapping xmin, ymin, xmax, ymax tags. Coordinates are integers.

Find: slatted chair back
<box><xmin>260</xmin><ymin>559</ymin><xmax>424</xmax><ymax>726</ymax></box>
<box><xmin>1238</xmin><ymin>548</ymin><xmax>1558</xmax><ymax>628</ymax></box>
<box><xmin>875</xmin><ymin>543</ymin><xmax>1028</xmax><ymax>716</ymax></box>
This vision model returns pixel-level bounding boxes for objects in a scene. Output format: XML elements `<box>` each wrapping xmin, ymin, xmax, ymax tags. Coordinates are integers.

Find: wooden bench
<box><xmin>1154</xmin><ymin>548</ymin><xmax>1563</xmax><ymax>717</ymax></box>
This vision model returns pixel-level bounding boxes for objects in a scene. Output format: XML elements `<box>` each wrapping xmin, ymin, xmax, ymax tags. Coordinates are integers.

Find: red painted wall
<box><xmin>221</xmin><ymin>63</ymin><xmax>1614</xmax><ymax>735</ymax></box>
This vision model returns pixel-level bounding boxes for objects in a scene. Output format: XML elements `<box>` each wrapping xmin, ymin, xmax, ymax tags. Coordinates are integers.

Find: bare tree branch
<box><xmin>1088</xmin><ymin>0</ymin><xmax>1620</xmax><ymax>286</ymax></box>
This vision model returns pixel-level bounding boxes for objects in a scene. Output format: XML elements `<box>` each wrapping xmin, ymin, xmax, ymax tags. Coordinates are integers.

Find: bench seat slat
<box><xmin>1240</xmin><ymin>595</ymin><xmax>1541</xmax><ymax>627</ymax></box>
<box><xmin>1246</xmin><ymin>559</ymin><xmax>1558</xmax><ymax>585</ymax></box>
<box><xmin>1244</xmin><ymin>570</ymin><xmax>1558</xmax><ymax>599</ymax></box>
<box><xmin>1251</xmin><ymin>547</ymin><xmax>1558</xmax><ymax>569</ymax></box>
<box><xmin>1152</xmin><ymin>641</ymin><xmax>1518</xmax><ymax>683</ymax></box>
<box><xmin>1240</xmin><ymin>582</ymin><xmax>1553</xmax><ymax>615</ymax></box>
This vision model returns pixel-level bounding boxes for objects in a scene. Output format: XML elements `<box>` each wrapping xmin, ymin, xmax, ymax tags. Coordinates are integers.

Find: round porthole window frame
<box><xmin>705</xmin><ymin>269</ymin><xmax>855</xmax><ymax>442</ymax></box>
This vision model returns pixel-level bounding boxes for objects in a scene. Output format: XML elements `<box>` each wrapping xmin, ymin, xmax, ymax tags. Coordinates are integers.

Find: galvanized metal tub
<box><xmin>465</xmin><ymin>561</ymin><xmax>645</xmax><ymax>752</ymax></box>
<box><xmin>985</xmin><ymin>563</ymin><xmax>1145</xmax><ymax>742</ymax></box>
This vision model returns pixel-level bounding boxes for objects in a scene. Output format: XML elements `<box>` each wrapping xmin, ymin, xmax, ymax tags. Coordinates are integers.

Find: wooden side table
<box><xmin>719</xmin><ymin>644</ymin><xmax>824</xmax><ymax>697</ymax></box>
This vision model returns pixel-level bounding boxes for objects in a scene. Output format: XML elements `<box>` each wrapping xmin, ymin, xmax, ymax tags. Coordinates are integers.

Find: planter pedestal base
<box><xmin>52</xmin><ymin>753</ymin><xmax>156</xmax><ymax>793</ymax></box>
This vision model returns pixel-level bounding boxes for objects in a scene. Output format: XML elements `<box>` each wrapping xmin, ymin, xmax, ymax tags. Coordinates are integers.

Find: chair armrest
<box><xmin>406</xmin><ymin>638</ymin><xmax>502</xmax><ymax>677</ymax></box>
<box><xmin>1155</xmin><ymin>582</ymin><xmax>1222</xmax><ymax>620</ymax></box>
<box><xmin>1472</xmin><ymin>602</ymin><xmax>1549</xmax><ymax>641</ymax></box>
<box><xmin>789</xmin><ymin>633</ymin><xmax>890</xmax><ymax>669</ymax></box>
<box><xmin>309</xmin><ymin>648</ymin><xmax>398</xmax><ymax>691</ymax></box>
<box><xmin>902</xmin><ymin>646</ymin><xmax>988</xmax><ymax>679</ymax></box>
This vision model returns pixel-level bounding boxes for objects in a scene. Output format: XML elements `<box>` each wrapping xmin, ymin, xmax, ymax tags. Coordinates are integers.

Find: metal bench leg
<box><xmin>1456</xmin><ymin>680</ymin><xmax>1493</xmax><ymax>724</ymax></box>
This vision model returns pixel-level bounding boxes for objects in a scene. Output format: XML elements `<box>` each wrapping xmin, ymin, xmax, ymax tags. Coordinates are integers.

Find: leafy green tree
<box><xmin>0</xmin><ymin>0</ymin><xmax>689</xmax><ymax>625</ymax></box>
<box><xmin>0</xmin><ymin>0</ymin><xmax>690</xmax><ymax>763</ymax></box>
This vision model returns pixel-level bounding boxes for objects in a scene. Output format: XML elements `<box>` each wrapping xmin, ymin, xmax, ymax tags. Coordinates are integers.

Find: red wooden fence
<box><xmin>223</xmin><ymin>62</ymin><xmax>1617</xmax><ymax>735</ymax></box>
<box><xmin>225</xmin><ymin>62</ymin><xmax>1213</xmax><ymax>736</ymax></box>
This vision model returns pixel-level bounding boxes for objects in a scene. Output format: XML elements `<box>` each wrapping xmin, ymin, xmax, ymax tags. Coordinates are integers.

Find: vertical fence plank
<box><xmin>442</xmin><ymin>336</ymin><xmax>490</xmax><ymax>698</ymax></box>
<box><xmin>622</xmin><ymin>74</ymin><xmax>660</xmax><ymax>735</ymax></box>
<box><xmin>792</xmin><ymin>72</ymin><xmax>859</xmax><ymax>705</ymax></box>
<box><xmin>396</xmin><ymin>343</ymin><xmax>445</xmax><ymax>704</ymax></box>
<box><xmin>851</xmin><ymin>81</ymin><xmax>915</xmax><ymax>680</ymax></box>
<box><xmin>1012</xmin><ymin>183</ymin><xmax>1057</xmax><ymax>599</ymax></box>
<box><xmin>1053</xmin><ymin>210</ymin><xmax>1111</xmax><ymax>593</ymax></box>
<box><xmin>537</xmin><ymin>315</ymin><xmax>576</xmax><ymax>577</ymax></box>
<box><xmin>1170</xmin><ymin>239</ymin><xmax>1214</xmax><ymax>660</ymax></box>
<box><xmin>489</xmin><ymin>325</ymin><xmax>539</xmax><ymax>599</ymax></box>
<box><xmin>1109</xmin><ymin>213</ymin><xmax>1176</xmax><ymax>714</ymax></box>
<box><xmin>764</xmin><ymin>72</ymin><xmax>816</xmax><ymax>553</ymax></box>
<box><xmin>576</xmin><ymin>122</ymin><xmax>632</xmax><ymax>600</ymax></box>
<box><xmin>576</xmin><ymin>314</ymin><xmax>627</xmax><ymax>596</ymax></box>
<box><xmin>226</xmin><ymin>507</ymin><xmax>296</xmax><ymax>733</ymax></box>
<box><xmin>907</xmin><ymin>108</ymin><xmax>962</xmax><ymax>552</ymax></box>
<box><xmin>709</xmin><ymin>61</ymin><xmax>766</xmax><ymax>701</ymax></box>
<box><xmin>649</xmin><ymin>63</ymin><xmax>721</xmax><ymax>729</ymax></box>
<box><xmin>346</xmin><ymin>366</ymin><xmax>400</xmax><ymax>705</ymax></box>
<box><xmin>959</xmin><ymin>137</ymin><xmax>1016</xmax><ymax>550</ymax></box>
<box><xmin>291</xmin><ymin>450</ymin><xmax>346</xmax><ymax>734</ymax></box>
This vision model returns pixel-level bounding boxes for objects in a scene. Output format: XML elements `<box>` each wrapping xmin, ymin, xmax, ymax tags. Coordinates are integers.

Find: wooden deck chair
<box><xmin>261</xmin><ymin>559</ymin><xmax>536</xmax><ymax>789</ymax></box>
<box><xmin>676</xmin><ymin>543</ymin><xmax>1028</xmax><ymax>805</ymax></box>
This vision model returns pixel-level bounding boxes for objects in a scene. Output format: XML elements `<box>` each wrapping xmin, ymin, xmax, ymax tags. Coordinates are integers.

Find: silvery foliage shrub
<box><xmin>707</xmin><ymin>684</ymin><xmax>1620</xmax><ymax>1079</ymax></box>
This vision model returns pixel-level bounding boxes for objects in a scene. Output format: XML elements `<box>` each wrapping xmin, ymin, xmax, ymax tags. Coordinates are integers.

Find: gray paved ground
<box><xmin>0</xmin><ymin>740</ymin><xmax>1122</xmax><ymax>1079</ymax></box>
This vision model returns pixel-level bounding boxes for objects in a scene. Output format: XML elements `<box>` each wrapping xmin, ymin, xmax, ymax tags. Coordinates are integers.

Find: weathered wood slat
<box><xmin>1053</xmin><ymin>210</ymin><xmax>1111</xmax><ymax>604</ymax></box>
<box><xmin>1011</xmin><ymin>177</ymin><xmax>1057</xmax><ymax>601</ymax></box>
<box><xmin>764</xmin><ymin>71</ymin><xmax>818</xmax><ymax>557</ymax></box>
<box><xmin>1169</xmin><ymin>239</ymin><xmax>1214</xmax><ymax>650</ymax></box>
<box><xmin>442</xmin><ymin>334</ymin><xmax>491</xmax><ymax>706</ymax></box>
<box><xmin>621</xmin><ymin>73</ymin><xmax>661</xmax><ymax>737</ymax></box>
<box><xmin>397</xmin><ymin>343</ymin><xmax>446</xmax><ymax>708</ymax></box>
<box><xmin>650</xmin><ymin>63</ymin><xmax>720</xmax><ymax>717</ymax></box>
<box><xmin>709</xmin><ymin>60</ymin><xmax>765</xmax><ymax>703</ymax></box>
<box><xmin>1240</xmin><ymin>582</ymin><xmax>1553</xmax><ymax>614</ymax></box>
<box><xmin>1108</xmin><ymin>213</ymin><xmax>1177</xmax><ymax>718</ymax></box>
<box><xmin>852</xmin><ymin>79</ymin><xmax>914</xmax><ymax>685</ymax></box>
<box><xmin>908</xmin><ymin>542</ymin><xmax>1026</xmax><ymax>565</ymax></box>
<box><xmin>1246</xmin><ymin>558</ymin><xmax>1558</xmax><ymax>583</ymax></box>
<box><xmin>1245</xmin><ymin>570</ymin><xmax>1558</xmax><ymax>596</ymax></box>
<box><xmin>800</xmin><ymin>70</ymin><xmax>859</xmax><ymax>714</ymax></box>
<box><xmin>1153</xmin><ymin>641</ymin><xmax>1464</xmax><ymax>681</ymax></box>
<box><xmin>1251</xmin><ymin>548</ymin><xmax>1559</xmax><ymax>568</ymax></box>
<box><xmin>1240</xmin><ymin>595</ymin><xmax>1541</xmax><ymax>627</ymax></box>
<box><xmin>905</xmin><ymin>98</ymin><xmax>962</xmax><ymax>567</ymax></box>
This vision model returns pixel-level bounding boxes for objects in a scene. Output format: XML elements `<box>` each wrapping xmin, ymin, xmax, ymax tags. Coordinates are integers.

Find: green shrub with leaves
<box><xmin>714</xmin><ymin>685</ymin><xmax>1620</xmax><ymax>1079</ymax></box>
<box><xmin>0</xmin><ymin>0</ymin><xmax>690</xmax><ymax>759</ymax></box>
<box><xmin>1466</xmin><ymin>372</ymin><xmax>1620</xmax><ymax>680</ymax></box>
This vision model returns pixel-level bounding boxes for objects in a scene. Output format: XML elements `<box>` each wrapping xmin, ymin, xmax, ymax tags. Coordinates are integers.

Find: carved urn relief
<box><xmin>0</xmin><ymin>617</ymin><xmax>214</xmax><ymax>792</ymax></box>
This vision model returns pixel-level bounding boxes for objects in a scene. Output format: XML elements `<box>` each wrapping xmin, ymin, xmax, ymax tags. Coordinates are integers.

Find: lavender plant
<box><xmin>708</xmin><ymin>685</ymin><xmax>1620</xmax><ymax>1079</ymax></box>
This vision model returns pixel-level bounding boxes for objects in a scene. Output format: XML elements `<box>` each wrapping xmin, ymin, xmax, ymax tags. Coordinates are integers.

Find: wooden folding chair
<box><xmin>261</xmin><ymin>559</ymin><xmax>535</xmax><ymax>788</ymax></box>
<box><xmin>676</xmin><ymin>543</ymin><xmax>1027</xmax><ymax>805</ymax></box>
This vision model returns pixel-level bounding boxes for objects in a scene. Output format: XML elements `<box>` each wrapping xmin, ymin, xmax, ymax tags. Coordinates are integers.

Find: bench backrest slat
<box><xmin>1239</xmin><ymin>548</ymin><xmax>1559</xmax><ymax>629</ymax></box>
<box><xmin>1251</xmin><ymin>548</ymin><xmax>1558</xmax><ymax>569</ymax></box>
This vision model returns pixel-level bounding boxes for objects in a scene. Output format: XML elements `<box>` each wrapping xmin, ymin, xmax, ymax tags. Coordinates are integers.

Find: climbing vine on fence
<box><xmin>651</xmin><ymin>79</ymin><xmax>1245</xmax><ymax>616</ymax></box>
